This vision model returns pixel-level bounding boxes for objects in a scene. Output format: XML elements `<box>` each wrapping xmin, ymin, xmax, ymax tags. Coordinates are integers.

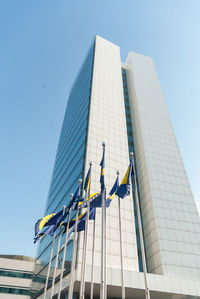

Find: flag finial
<box><xmin>70</xmin><ymin>193</ymin><xmax>73</xmax><ymax>199</ymax></box>
<box><xmin>117</xmin><ymin>170</ymin><xmax>120</xmax><ymax>175</ymax></box>
<box><xmin>102</xmin><ymin>141</ymin><xmax>105</xmax><ymax>147</ymax></box>
<box><xmin>89</xmin><ymin>161</ymin><xmax>92</xmax><ymax>166</ymax></box>
<box><xmin>79</xmin><ymin>179</ymin><xmax>82</xmax><ymax>185</ymax></box>
<box><xmin>130</xmin><ymin>152</ymin><xmax>134</xmax><ymax>158</ymax></box>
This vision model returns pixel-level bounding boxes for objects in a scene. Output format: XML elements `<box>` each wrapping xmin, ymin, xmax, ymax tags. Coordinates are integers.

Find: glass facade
<box><xmin>31</xmin><ymin>40</ymin><xmax>95</xmax><ymax>297</ymax></box>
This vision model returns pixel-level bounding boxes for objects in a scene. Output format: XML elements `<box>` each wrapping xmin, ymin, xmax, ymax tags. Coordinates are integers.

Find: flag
<box><xmin>68</xmin><ymin>207</ymin><xmax>96</xmax><ymax>229</ymax></box>
<box><xmin>61</xmin><ymin>213</ymin><xmax>71</xmax><ymax>235</ymax></box>
<box><xmin>100</xmin><ymin>146</ymin><xmax>105</xmax><ymax>193</ymax></box>
<box><xmin>44</xmin><ymin>208</ymin><xmax>67</xmax><ymax>228</ymax></box>
<box><xmin>34</xmin><ymin>213</ymin><xmax>55</xmax><ymax>236</ymax></box>
<box><xmin>116</xmin><ymin>158</ymin><xmax>134</xmax><ymax>199</ymax></box>
<box><xmin>89</xmin><ymin>193</ymin><xmax>102</xmax><ymax>209</ymax></box>
<box><xmin>84</xmin><ymin>166</ymin><xmax>91</xmax><ymax>193</ymax></box>
<box><xmin>88</xmin><ymin>175</ymin><xmax>119</xmax><ymax>208</ymax></box>
<box><xmin>106</xmin><ymin>174</ymin><xmax>120</xmax><ymax>207</ymax></box>
<box><xmin>81</xmin><ymin>192</ymin><xmax>99</xmax><ymax>208</ymax></box>
<box><xmin>72</xmin><ymin>183</ymin><xmax>82</xmax><ymax>210</ymax></box>
<box><xmin>34</xmin><ymin>224</ymin><xmax>56</xmax><ymax>243</ymax></box>
<box><xmin>69</xmin><ymin>208</ymin><xmax>96</xmax><ymax>235</ymax></box>
<box><xmin>80</xmin><ymin>166</ymin><xmax>92</xmax><ymax>208</ymax></box>
<box><xmin>73</xmin><ymin>184</ymin><xmax>81</xmax><ymax>202</ymax></box>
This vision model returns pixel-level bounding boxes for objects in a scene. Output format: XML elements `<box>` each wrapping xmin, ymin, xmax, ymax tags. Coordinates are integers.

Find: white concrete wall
<box><xmin>125</xmin><ymin>52</ymin><xmax>200</xmax><ymax>280</ymax></box>
<box><xmin>0</xmin><ymin>257</ymin><xmax>34</xmax><ymax>299</ymax></box>
<box><xmin>76</xmin><ymin>36</ymin><xmax>139</xmax><ymax>279</ymax></box>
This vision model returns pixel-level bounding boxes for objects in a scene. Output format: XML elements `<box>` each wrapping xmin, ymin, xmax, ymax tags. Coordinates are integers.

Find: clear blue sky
<box><xmin>0</xmin><ymin>0</ymin><xmax>199</xmax><ymax>258</ymax></box>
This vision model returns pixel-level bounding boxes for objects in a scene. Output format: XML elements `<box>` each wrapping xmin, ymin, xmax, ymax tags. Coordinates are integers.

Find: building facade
<box><xmin>32</xmin><ymin>36</ymin><xmax>200</xmax><ymax>299</ymax></box>
<box><xmin>0</xmin><ymin>255</ymin><xmax>35</xmax><ymax>299</ymax></box>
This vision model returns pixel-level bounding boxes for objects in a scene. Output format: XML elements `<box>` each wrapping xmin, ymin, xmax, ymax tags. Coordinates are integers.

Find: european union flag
<box><xmin>116</xmin><ymin>158</ymin><xmax>134</xmax><ymax>199</ymax></box>
<box><xmin>100</xmin><ymin>146</ymin><xmax>105</xmax><ymax>193</ymax></box>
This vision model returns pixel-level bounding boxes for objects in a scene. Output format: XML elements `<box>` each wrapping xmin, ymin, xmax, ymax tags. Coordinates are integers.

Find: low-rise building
<box><xmin>0</xmin><ymin>255</ymin><xmax>35</xmax><ymax>299</ymax></box>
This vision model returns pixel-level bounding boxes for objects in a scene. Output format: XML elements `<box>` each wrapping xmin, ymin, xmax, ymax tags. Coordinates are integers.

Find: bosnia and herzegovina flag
<box><xmin>100</xmin><ymin>146</ymin><xmax>105</xmax><ymax>193</ymax></box>
<box><xmin>72</xmin><ymin>183</ymin><xmax>82</xmax><ymax>210</ymax></box>
<box><xmin>34</xmin><ymin>213</ymin><xmax>55</xmax><ymax>237</ymax></box>
<box><xmin>116</xmin><ymin>158</ymin><xmax>134</xmax><ymax>199</ymax></box>
<box><xmin>106</xmin><ymin>173</ymin><xmax>119</xmax><ymax>207</ymax></box>
<box><xmin>69</xmin><ymin>207</ymin><xmax>96</xmax><ymax>234</ymax></box>
<box><xmin>89</xmin><ymin>174</ymin><xmax>119</xmax><ymax>209</ymax></box>
<box><xmin>43</xmin><ymin>208</ymin><xmax>67</xmax><ymax>228</ymax></box>
<box><xmin>80</xmin><ymin>165</ymin><xmax>92</xmax><ymax>208</ymax></box>
<box><xmin>84</xmin><ymin>165</ymin><xmax>91</xmax><ymax>193</ymax></box>
<box><xmin>34</xmin><ymin>224</ymin><xmax>56</xmax><ymax>243</ymax></box>
<box><xmin>34</xmin><ymin>207</ymin><xmax>68</xmax><ymax>241</ymax></box>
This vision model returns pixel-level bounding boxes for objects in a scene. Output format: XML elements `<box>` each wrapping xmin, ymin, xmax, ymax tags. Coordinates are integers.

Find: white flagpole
<box><xmin>117</xmin><ymin>171</ymin><xmax>125</xmax><ymax>299</ymax></box>
<box><xmin>43</xmin><ymin>233</ymin><xmax>55</xmax><ymax>299</ymax></box>
<box><xmin>131</xmin><ymin>152</ymin><xmax>151</xmax><ymax>299</ymax></box>
<box><xmin>90</xmin><ymin>217</ymin><xmax>96</xmax><ymax>299</ymax></box>
<box><xmin>68</xmin><ymin>179</ymin><xmax>82</xmax><ymax>299</ymax></box>
<box><xmin>50</xmin><ymin>205</ymin><xmax>66</xmax><ymax>298</ymax></box>
<box><xmin>100</xmin><ymin>187</ymin><xmax>106</xmax><ymax>299</ymax></box>
<box><xmin>104</xmin><ymin>189</ymin><xmax>107</xmax><ymax>299</ymax></box>
<box><xmin>79</xmin><ymin>162</ymin><xmax>92</xmax><ymax>299</ymax></box>
<box><xmin>57</xmin><ymin>195</ymin><xmax>73</xmax><ymax>299</ymax></box>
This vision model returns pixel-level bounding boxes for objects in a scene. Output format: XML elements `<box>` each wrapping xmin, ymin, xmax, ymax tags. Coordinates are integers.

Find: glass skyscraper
<box><xmin>32</xmin><ymin>36</ymin><xmax>200</xmax><ymax>299</ymax></box>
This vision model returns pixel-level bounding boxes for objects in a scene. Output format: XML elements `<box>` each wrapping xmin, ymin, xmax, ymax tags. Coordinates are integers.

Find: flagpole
<box><xmin>50</xmin><ymin>205</ymin><xmax>66</xmax><ymax>298</ymax></box>
<box><xmin>68</xmin><ymin>179</ymin><xmax>82</xmax><ymax>299</ymax></box>
<box><xmin>104</xmin><ymin>189</ymin><xmax>107</xmax><ymax>299</ymax></box>
<box><xmin>117</xmin><ymin>170</ymin><xmax>125</xmax><ymax>299</ymax></box>
<box><xmin>50</xmin><ymin>226</ymin><xmax>62</xmax><ymax>298</ymax></box>
<box><xmin>131</xmin><ymin>152</ymin><xmax>151</xmax><ymax>299</ymax></box>
<box><xmin>57</xmin><ymin>195</ymin><xmax>73</xmax><ymax>299</ymax></box>
<box><xmin>100</xmin><ymin>187</ymin><xmax>106</xmax><ymax>299</ymax></box>
<box><xmin>79</xmin><ymin>162</ymin><xmax>92</xmax><ymax>299</ymax></box>
<box><xmin>90</xmin><ymin>216</ymin><xmax>96</xmax><ymax>299</ymax></box>
<box><xmin>43</xmin><ymin>233</ymin><xmax>55</xmax><ymax>299</ymax></box>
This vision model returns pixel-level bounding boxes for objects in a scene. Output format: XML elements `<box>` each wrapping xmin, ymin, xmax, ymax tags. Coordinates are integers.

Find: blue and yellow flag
<box><xmin>100</xmin><ymin>146</ymin><xmax>105</xmax><ymax>193</ymax></box>
<box><xmin>34</xmin><ymin>213</ymin><xmax>55</xmax><ymax>236</ymax></box>
<box><xmin>69</xmin><ymin>207</ymin><xmax>96</xmax><ymax>235</ymax></box>
<box><xmin>89</xmin><ymin>175</ymin><xmax>119</xmax><ymax>208</ymax></box>
<box><xmin>88</xmin><ymin>193</ymin><xmax>102</xmax><ymax>209</ymax></box>
<box><xmin>106</xmin><ymin>174</ymin><xmax>120</xmax><ymax>207</ymax></box>
<box><xmin>44</xmin><ymin>208</ymin><xmax>67</xmax><ymax>228</ymax></box>
<box><xmin>72</xmin><ymin>183</ymin><xmax>82</xmax><ymax>210</ymax></box>
<box><xmin>34</xmin><ymin>224</ymin><xmax>56</xmax><ymax>243</ymax></box>
<box><xmin>81</xmin><ymin>166</ymin><xmax>92</xmax><ymax>207</ymax></box>
<box><xmin>116</xmin><ymin>158</ymin><xmax>134</xmax><ymax>199</ymax></box>
<box><xmin>84</xmin><ymin>165</ymin><xmax>91</xmax><ymax>193</ymax></box>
